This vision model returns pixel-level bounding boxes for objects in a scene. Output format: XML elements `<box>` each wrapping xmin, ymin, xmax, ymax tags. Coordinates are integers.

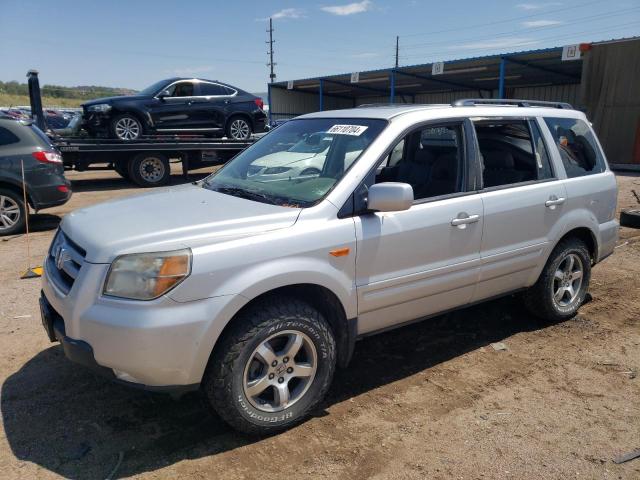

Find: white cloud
<box><xmin>170</xmin><ymin>66</ymin><xmax>213</xmax><ymax>76</ymax></box>
<box><xmin>448</xmin><ymin>37</ymin><xmax>540</xmax><ymax>51</ymax></box>
<box><xmin>522</xmin><ymin>19</ymin><xmax>563</xmax><ymax>27</ymax></box>
<box><xmin>257</xmin><ymin>8</ymin><xmax>305</xmax><ymax>21</ymax></box>
<box><xmin>321</xmin><ymin>0</ymin><xmax>372</xmax><ymax>16</ymax></box>
<box><xmin>516</xmin><ymin>2</ymin><xmax>562</xmax><ymax>10</ymax></box>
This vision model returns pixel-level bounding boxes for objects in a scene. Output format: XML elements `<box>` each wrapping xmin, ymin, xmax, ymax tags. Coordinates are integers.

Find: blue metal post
<box><xmin>389</xmin><ymin>70</ymin><xmax>396</xmax><ymax>104</ymax></box>
<box><xmin>498</xmin><ymin>57</ymin><xmax>506</xmax><ymax>99</ymax></box>
<box><xmin>267</xmin><ymin>83</ymin><xmax>272</xmax><ymax>125</ymax></box>
<box><xmin>319</xmin><ymin>78</ymin><xmax>324</xmax><ymax>111</ymax></box>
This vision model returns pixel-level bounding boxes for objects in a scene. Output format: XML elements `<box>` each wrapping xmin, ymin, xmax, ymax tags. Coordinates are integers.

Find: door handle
<box><xmin>451</xmin><ymin>214</ymin><xmax>480</xmax><ymax>227</ymax></box>
<box><xmin>545</xmin><ymin>196</ymin><xmax>566</xmax><ymax>208</ymax></box>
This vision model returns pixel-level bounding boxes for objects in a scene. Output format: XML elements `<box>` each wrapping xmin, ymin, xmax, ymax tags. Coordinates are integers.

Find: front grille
<box><xmin>47</xmin><ymin>229</ymin><xmax>86</xmax><ymax>295</ymax></box>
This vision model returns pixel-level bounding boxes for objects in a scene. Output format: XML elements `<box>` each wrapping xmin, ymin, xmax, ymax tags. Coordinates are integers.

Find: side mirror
<box><xmin>157</xmin><ymin>90</ymin><xmax>171</xmax><ymax>99</ymax></box>
<box><xmin>367</xmin><ymin>182</ymin><xmax>413</xmax><ymax>212</ymax></box>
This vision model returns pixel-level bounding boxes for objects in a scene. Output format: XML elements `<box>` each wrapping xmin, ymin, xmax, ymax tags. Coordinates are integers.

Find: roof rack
<box><xmin>452</xmin><ymin>98</ymin><xmax>573</xmax><ymax>109</ymax></box>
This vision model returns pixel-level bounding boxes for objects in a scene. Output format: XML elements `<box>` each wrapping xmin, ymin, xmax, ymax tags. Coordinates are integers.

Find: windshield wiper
<box><xmin>212</xmin><ymin>186</ymin><xmax>278</xmax><ymax>205</ymax></box>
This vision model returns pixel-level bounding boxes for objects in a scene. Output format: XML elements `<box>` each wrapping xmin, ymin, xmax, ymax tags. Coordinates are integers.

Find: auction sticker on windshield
<box><xmin>327</xmin><ymin>124</ymin><xmax>368</xmax><ymax>136</ymax></box>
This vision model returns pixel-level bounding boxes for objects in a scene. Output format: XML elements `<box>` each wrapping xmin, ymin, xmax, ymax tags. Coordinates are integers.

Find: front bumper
<box><xmin>82</xmin><ymin>111</ymin><xmax>111</xmax><ymax>135</ymax></box>
<box><xmin>39</xmin><ymin>292</ymin><xmax>199</xmax><ymax>394</ymax></box>
<box><xmin>41</xmin><ymin>256</ymin><xmax>242</xmax><ymax>389</ymax></box>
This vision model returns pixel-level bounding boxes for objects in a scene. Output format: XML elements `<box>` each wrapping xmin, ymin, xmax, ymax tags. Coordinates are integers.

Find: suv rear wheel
<box><xmin>111</xmin><ymin>113</ymin><xmax>143</xmax><ymax>141</ymax></box>
<box><xmin>524</xmin><ymin>238</ymin><xmax>591</xmax><ymax>322</ymax></box>
<box><xmin>203</xmin><ymin>297</ymin><xmax>336</xmax><ymax>435</ymax></box>
<box><xmin>226</xmin><ymin>116</ymin><xmax>252</xmax><ymax>140</ymax></box>
<box><xmin>0</xmin><ymin>188</ymin><xmax>26</xmax><ymax>236</ymax></box>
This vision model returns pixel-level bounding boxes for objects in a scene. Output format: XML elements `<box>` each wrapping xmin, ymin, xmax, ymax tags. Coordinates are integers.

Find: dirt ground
<box><xmin>0</xmin><ymin>166</ymin><xmax>639</xmax><ymax>479</ymax></box>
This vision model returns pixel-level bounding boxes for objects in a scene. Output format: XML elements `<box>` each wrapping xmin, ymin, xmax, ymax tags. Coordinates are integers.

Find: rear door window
<box><xmin>544</xmin><ymin>117</ymin><xmax>606</xmax><ymax>177</ymax></box>
<box><xmin>474</xmin><ymin>119</ymin><xmax>553</xmax><ymax>188</ymax></box>
<box><xmin>199</xmin><ymin>82</ymin><xmax>229</xmax><ymax>96</ymax></box>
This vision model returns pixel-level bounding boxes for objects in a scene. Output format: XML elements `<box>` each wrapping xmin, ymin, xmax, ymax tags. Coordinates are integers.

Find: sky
<box><xmin>1</xmin><ymin>0</ymin><xmax>639</xmax><ymax>93</ymax></box>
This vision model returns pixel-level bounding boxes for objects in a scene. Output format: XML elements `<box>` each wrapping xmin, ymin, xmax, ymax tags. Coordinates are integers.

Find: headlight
<box><xmin>263</xmin><ymin>166</ymin><xmax>291</xmax><ymax>175</ymax></box>
<box><xmin>87</xmin><ymin>103</ymin><xmax>112</xmax><ymax>113</ymax></box>
<box><xmin>103</xmin><ymin>249</ymin><xmax>191</xmax><ymax>300</ymax></box>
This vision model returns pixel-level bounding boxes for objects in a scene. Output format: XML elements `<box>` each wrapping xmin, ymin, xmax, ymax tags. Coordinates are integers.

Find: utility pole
<box><xmin>267</xmin><ymin>18</ymin><xmax>276</xmax><ymax>83</ymax></box>
<box><xmin>395</xmin><ymin>35</ymin><xmax>399</xmax><ymax>68</ymax></box>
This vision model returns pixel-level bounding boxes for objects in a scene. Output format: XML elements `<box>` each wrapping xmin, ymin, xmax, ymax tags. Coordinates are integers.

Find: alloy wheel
<box><xmin>552</xmin><ymin>253</ymin><xmax>584</xmax><ymax>307</ymax></box>
<box><xmin>243</xmin><ymin>330</ymin><xmax>317</xmax><ymax>412</ymax></box>
<box><xmin>115</xmin><ymin>117</ymin><xmax>141</xmax><ymax>140</ymax></box>
<box><xmin>0</xmin><ymin>195</ymin><xmax>21</xmax><ymax>231</ymax></box>
<box><xmin>229</xmin><ymin>119</ymin><xmax>250</xmax><ymax>140</ymax></box>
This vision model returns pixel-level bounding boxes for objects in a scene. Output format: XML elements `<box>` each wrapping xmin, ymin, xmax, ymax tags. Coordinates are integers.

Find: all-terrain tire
<box><xmin>523</xmin><ymin>237</ymin><xmax>591</xmax><ymax>322</ymax></box>
<box><xmin>202</xmin><ymin>297</ymin><xmax>336</xmax><ymax>435</ymax></box>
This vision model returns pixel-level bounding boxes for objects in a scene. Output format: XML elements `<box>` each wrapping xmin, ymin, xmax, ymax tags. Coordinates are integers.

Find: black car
<box><xmin>82</xmin><ymin>78</ymin><xmax>267</xmax><ymax>141</ymax></box>
<box><xmin>0</xmin><ymin>117</ymin><xmax>71</xmax><ymax>235</ymax></box>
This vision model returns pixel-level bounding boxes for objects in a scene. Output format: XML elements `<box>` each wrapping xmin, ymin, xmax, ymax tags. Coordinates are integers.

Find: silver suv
<box><xmin>40</xmin><ymin>99</ymin><xmax>618</xmax><ymax>434</ymax></box>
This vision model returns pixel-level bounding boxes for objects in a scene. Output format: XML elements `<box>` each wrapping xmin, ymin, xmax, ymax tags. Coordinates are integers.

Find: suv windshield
<box><xmin>203</xmin><ymin>118</ymin><xmax>387</xmax><ymax>207</ymax></box>
<box><xmin>138</xmin><ymin>79</ymin><xmax>172</xmax><ymax>96</ymax></box>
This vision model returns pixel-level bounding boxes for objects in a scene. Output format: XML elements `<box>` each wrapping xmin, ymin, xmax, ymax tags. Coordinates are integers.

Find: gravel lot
<box><xmin>0</xmin><ymin>167</ymin><xmax>639</xmax><ymax>479</ymax></box>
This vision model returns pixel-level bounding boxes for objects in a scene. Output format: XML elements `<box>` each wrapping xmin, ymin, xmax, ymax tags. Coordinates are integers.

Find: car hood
<box><xmin>60</xmin><ymin>184</ymin><xmax>301</xmax><ymax>263</ymax></box>
<box><xmin>252</xmin><ymin>150</ymin><xmax>325</xmax><ymax>168</ymax></box>
<box><xmin>82</xmin><ymin>95</ymin><xmax>149</xmax><ymax>107</ymax></box>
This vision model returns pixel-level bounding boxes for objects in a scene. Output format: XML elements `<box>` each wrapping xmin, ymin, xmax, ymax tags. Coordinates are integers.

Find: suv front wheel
<box><xmin>111</xmin><ymin>113</ymin><xmax>143</xmax><ymax>141</ymax></box>
<box><xmin>524</xmin><ymin>237</ymin><xmax>591</xmax><ymax>322</ymax></box>
<box><xmin>203</xmin><ymin>297</ymin><xmax>336</xmax><ymax>435</ymax></box>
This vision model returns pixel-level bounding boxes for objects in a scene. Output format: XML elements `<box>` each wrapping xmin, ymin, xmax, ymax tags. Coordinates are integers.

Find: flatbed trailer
<box><xmin>25</xmin><ymin>70</ymin><xmax>257</xmax><ymax>188</ymax></box>
<box><xmin>52</xmin><ymin>134</ymin><xmax>256</xmax><ymax>187</ymax></box>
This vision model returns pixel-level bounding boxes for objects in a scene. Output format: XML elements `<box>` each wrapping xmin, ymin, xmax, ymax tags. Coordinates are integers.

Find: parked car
<box><xmin>40</xmin><ymin>100</ymin><xmax>617</xmax><ymax>434</ymax></box>
<box><xmin>81</xmin><ymin>78</ymin><xmax>267</xmax><ymax>141</ymax></box>
<box><xmin>0</xmin><ymin>118</ymin><xmax>71</xmax><ymax>235</ymax></box>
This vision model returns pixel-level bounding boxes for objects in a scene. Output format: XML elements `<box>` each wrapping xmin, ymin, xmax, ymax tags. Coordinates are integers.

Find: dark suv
<box><xmin>82</xmin><ymin>78</ymin><xmax>267</xmax><ymax>141</ymax></box>
<box><xmin>0</xmin><ymin>117</ymin><xmax>71</xmax><ymax>235</ymax></box>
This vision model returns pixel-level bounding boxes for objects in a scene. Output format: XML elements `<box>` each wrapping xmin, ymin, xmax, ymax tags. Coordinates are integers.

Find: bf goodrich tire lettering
<box><xmin>202</xmin><ymin>297</ymin><xmax>336</xmax><ymax>435</ymax></box>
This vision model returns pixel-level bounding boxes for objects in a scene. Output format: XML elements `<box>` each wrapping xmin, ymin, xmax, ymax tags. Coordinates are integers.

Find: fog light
<box><xmin>57</xmin><ymin>185</ymin><xmax>69</xmax><ymax>193</ymax></box>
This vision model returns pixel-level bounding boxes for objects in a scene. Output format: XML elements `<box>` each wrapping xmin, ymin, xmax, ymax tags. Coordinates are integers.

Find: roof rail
<box><xmin>452</xmin><ymin>98</ymin><xmax>573</xmax><ymax>109</ymax></box>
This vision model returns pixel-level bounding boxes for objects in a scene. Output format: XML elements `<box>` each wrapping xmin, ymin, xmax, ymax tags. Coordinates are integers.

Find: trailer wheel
<box><xmin>128</xmin><ymin>153</ymin><xmax>170</xmax><ymax>187</ymax></box>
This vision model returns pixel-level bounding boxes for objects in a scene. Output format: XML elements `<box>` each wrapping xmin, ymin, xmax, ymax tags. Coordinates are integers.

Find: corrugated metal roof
<box><xmin>272</xmin><ymin>36</ymin><xmax>640</xmax><ymax>98</ymax></box>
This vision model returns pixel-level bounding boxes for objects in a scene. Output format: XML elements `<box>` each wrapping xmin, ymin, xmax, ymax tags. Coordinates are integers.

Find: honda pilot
<box><xmin>40</xmin><ymin>100</ymin><xmax>618</xmax><ymax>434</ymax></box>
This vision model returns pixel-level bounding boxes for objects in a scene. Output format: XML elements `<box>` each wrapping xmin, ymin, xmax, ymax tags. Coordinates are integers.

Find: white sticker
<box><xmin>350</xmin><ymin>72</ymin><xmax>360</xmax><ymax>83</ymax></box>
<box><xmin>432</xmin><ymin>62</ymin><xmax>444</xmax><ymax>75</ymax></box>
<box><xmin>327</xmin><ymin>124</ymin><xmax>369</xmax><ymax>136</ymax></box>
<box><xmin>561</xmin><ymin>44</ymin><xmax>581</xmax><ymax>61</ymax></box>
<box><xmin>287</xmin><ymin>80</ymin><xmax>294</xmax><ymax>89</ymax></box>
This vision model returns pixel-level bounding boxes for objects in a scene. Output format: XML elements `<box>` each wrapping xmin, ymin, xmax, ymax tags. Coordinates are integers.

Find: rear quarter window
<box><xmin>0</xmin><ymin>126</ymin><xmax>20</xmax><ymax>146</ymax></box>
<box><xmin>28</xmin><ymin>125</ymin><xmax>54</xmax><ymax>148</ymax></box>
<box><xmin>544</xmin><ymin>117</ymin><xmax>606</xmax><ymax>178</ymax></box>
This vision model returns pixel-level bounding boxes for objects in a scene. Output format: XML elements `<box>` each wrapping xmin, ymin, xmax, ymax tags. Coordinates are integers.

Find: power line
<box><xmin>400</xmin><ymin>7</ymin><xmax>640</xmax><ymax>51</ymax></box>
<box><xmin>397</xmin><ymin>21</ymin><xmax>640</xmax><ymax>60</ymax></box>
<box><xmin>401</xmin><ymin>0</ymin><xmax>602</xmax><ymax>38</ymax></box>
